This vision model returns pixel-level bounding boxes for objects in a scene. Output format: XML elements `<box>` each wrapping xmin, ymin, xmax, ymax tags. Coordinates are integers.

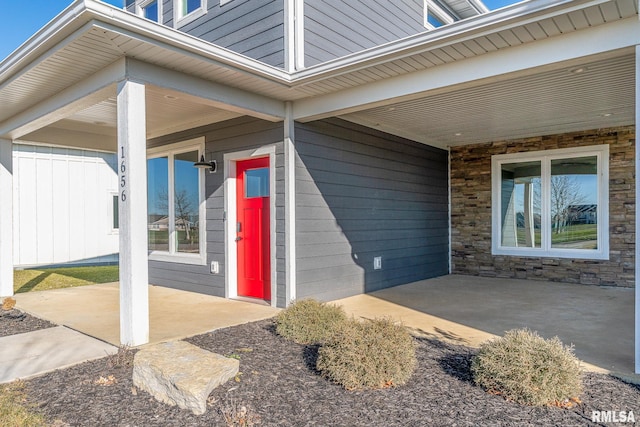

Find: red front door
<box><xmin>236</xmin><ymin>158</ymin><xmax>271</xmax><ymax>300</ymax></box>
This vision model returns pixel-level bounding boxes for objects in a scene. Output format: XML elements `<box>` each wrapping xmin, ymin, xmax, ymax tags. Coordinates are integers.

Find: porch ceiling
<box><xmin>18</xmin><ymin>84</ymin><xmax>241</xmax><ymax>152</ymax></box>
<box><xmin>339</xmin><ymin>52</ymin><xmax>636</xmax><ymax>148</ymax></box>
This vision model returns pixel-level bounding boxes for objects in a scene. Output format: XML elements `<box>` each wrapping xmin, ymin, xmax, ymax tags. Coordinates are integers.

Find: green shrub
<box><xmin>316</xmin><ymin>318</ymin><xmax>416</xmax><ymax>390</ymax></box>
<box><xmin>471</xmin><ymin>328</ymin><xmax>583</xmax><ymax>406</ymax></box>
<box><xmin>275</xmin><ymin>299</ymin><xmax>347</xmax><ymax>345</ymax></box>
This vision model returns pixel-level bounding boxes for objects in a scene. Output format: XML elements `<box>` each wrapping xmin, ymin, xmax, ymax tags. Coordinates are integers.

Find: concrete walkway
<box><xmin>334</xmin><ymin>275</ymin><xmax>635</xmax><ymax>376</ymax></box>
<box><xmin>14</xmin><ymin>283</ymin><xmax>279</xmax><ymax>346</ymax></box>
<box><xmin>0</xmin><ymin>326</ymin><xmax>117</xmax><ymax>384</ymax></box>
<box><xmin>1</xmin><ymin>283</ymin><xmax>277</xmax><ymax>384</ymax></box>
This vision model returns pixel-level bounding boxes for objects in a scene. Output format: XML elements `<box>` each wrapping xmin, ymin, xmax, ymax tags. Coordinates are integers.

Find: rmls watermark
<box><xmin>591</xmin><ymin>410</ymin><xmax>635</xmax><ymax>423</ymax></box>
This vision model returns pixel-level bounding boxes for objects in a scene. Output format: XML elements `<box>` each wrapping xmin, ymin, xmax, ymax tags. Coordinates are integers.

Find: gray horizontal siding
<box><xmin>147</xmin><ymin>117</ymin><xmax>286</xmax><ymax>305</ymax></box>
<box><xmin>304</xmin><ymin>0</ymin><xmax>425</xmax><ymax>66</ymax></box>
<box><xmin>162</xmin><ymin>0</ymin><xmax>284</xmax><ymax>68</ymax></box>
<box><xmin>295</xmin><ymin>118</ymin><xmax>449</xmax><ymax>301</ymax></box>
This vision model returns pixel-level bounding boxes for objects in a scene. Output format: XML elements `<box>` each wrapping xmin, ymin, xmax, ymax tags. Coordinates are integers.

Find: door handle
<box><xmin>235</xmin><ymin>236</ymin><xmax>243</xmax><ymax>242</ymax></box>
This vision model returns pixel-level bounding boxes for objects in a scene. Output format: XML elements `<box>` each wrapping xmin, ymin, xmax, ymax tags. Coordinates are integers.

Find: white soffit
<box><xmin>340</xmin><ymin>53</ymin><xmax>635</xmax><ymax>147</ymax></box>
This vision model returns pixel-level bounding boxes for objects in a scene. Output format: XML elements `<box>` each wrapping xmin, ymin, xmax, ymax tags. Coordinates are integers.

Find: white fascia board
<box><xmin>125</xmin><ymin>59</ymin><xmax>286</xmax><ymax>121</ymax></box>
<box><xmin>0</xmin><ymin>59</ymin><xmax>126</xmax><ymax>139</ymax></box>
<box><xmin>294</xmin><ymin>16</ymin><xmax>640</xmax><ymax>121</ymax></box>
<box><xmin>291</xmin><ymin>0</ymin><xmax>613</xmax><ymax>83</ymax></box>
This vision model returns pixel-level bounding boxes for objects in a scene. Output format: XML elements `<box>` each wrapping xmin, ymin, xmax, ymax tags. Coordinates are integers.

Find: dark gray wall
<box><xmin>295</xmin><ymin>119</ymin><xmax>449</xmax><ymax>301</ymax></box>
<box><xmin>162</xmin><ymin>0</ymin><xmax>284</xmax><ymax>68</ymax></box>
<box><xmin>147</xmin><ymin>117</ymin><xmax>286</xmax><ymax>306</ymax></box>
<box><xmin>304</xmin><ymin>0</ymin><xmax>426</xmax><ymax>66</ymax></box>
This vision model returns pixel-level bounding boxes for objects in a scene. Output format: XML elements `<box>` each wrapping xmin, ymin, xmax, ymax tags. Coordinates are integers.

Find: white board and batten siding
<box><xmin>12</xmin><ymin>144</ymin><xmax>119</xmax><ymax>267</ymax></box>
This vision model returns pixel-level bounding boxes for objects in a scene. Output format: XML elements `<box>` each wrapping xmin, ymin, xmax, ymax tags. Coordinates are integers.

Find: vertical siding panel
<box><xmin>83</xmin><ymin>156</ymin><xmax>99</xmax><ymax>259</ymax></box>
<box><xmin>68</xmin><ymin>156</ymin><xmax>86</xmax><ymax>263</ymax></box>
<box><xmin>12</xmin><ymin>149</ymin><xmax>20</xmax><ymax>266</ymax></box>
<box><xmin>35</xmin><ymin>148</ymin><xmax>53</xmax><ymax>264</ymax></box>
<box><xmin>18</xmin><ymin>152</ymin><xmax>37</xmax><ymax>265</ymax></box>
<box><xmin>52</xmin><ymin>155</ymin><xmax>70</xmax><ymax>264</ymax></box>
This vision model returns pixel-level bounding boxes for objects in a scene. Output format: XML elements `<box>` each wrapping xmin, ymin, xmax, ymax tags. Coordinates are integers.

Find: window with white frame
<box><xmin>174</xmin><ymin>0</ymin><xmax>207</xmax><ymax>27</ymax></box>
<box><xmin>137</xmin><ymin>0</ymin><xmax>161</xmax><ymax>22</ymax></box>
<box><xmin>491</xmin><ymin>145</ymin><xmax>609</xmax><ymax>260</ymax></box>
<box><xmin>424</xmin><ymin>0</ymin><xmax>454</xmax><ymax>30</ymax></box>
<box><xmin>147</xmin><ymin>138</ymin><xmax>206</xmax><ymax>264</ymax></box>
<box><xmin>112</xmin><ymin>193</ymin><xmax>119</xmax><ymax>231</ymax></box>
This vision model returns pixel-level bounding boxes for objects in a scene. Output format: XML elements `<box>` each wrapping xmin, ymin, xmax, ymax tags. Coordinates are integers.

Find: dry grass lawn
<box><xmin>13</xmin><ymin>265</ymin><xmax>119</xmax><ymax>294</ymax></box>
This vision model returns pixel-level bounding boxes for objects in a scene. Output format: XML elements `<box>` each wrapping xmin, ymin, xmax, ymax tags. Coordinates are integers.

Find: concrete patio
<box><xmin>335</xmin><ymin>275</ymin><xmax>635</xmax><ymax>376</ymax></box>
<box><xmin>11</xmin><ymin>275</ymin><xmax>636</xmax><ymax>377</ymax></box>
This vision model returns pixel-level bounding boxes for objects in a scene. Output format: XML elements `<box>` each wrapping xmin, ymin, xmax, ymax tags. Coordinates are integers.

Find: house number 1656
<box><xmin>120</xmin><ymin>146</ymin><xmax>127</xmax><ymax>202</ymax></box>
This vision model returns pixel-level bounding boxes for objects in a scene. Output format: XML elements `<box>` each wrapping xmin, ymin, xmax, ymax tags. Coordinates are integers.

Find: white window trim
<box><xmin>147</xmin><ymin>137</ymin><xmax>207</xmax><ymax>265</ymax></box>
<box><xmin>136</xmin><ymin>0</ymin><xmax>163</xmax><ymax>23</ymax></box>
<box><xmin>491</xmin><ymin>144</ymin><xmax>609</xmax><ymax>260</ymax></box>
<box><xmin>424</xmin><ymin>0</ymin><xmax>454</xmax><ymax>30</ymax></box>
<box><xmin>174</xmin><ymin>0</ymin><xmax>208</xmax><ymax>28</ymax></box>
<box><xmin>220</xmin><ymin>0</ymin><xmax>232</xmax><ymax>6</ymax></box>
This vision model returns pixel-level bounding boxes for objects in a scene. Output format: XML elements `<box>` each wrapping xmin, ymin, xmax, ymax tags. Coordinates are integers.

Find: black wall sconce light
<box><xmin>194</xmin><ymin>154</ymin><xmax>217</xmax><ymax>173</ymax></box>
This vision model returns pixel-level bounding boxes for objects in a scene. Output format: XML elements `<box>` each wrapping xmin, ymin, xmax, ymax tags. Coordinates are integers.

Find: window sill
<box><xmin>149</xmin><ymin>252</ymin><xmax>206</xmax><ymax>265</ymax></box>
<box><xmin>492</xmin><ymin>247</ymin><xmax>609</xmax><ymax>261</ymax></box>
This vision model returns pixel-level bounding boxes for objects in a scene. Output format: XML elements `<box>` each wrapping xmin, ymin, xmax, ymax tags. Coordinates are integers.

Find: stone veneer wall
<box><xmin>450</xmin><ymin>126</ymin><xmax>635</xmax><ymax>287</ymax></box>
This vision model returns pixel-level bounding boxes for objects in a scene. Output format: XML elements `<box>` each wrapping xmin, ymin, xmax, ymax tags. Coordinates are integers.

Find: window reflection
<box><xmin>500</xmin><ymin>161</ymin><xmax>541</xmax><ymax>248</ymax></box>
<box><xmin>147</xmin><ymin>156</ymin><xmax>169</xmax><ymax>252</ymax></box>
<box><xmin>550</xmin><ymin>156</ymin><xmax>597</xmax><ymax>249</ymax></box>
<box><xmin>174</xmin><ymin>151</ymin><xmax>199</xmax><ymax>253</ymax></box>
<box><xmin>245</xmin><ymin>168</ymin><xmax>269</xmax><ymax>198</ymax></box>
<box><xmin>143</xmin><ymin>1</ymin><xmax>159</xmax><ymax>21</ymax></box>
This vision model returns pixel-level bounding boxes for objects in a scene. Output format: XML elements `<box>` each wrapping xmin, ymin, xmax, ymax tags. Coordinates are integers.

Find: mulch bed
<box><xmin>0</xmin><ymin>309</ymin><xmax>56</xmax><ymax>337</ymax></box>
<box><xmin>13</xmin><ymin>319</ymin><xmax>639</xmax><ymax>426</ymax></box>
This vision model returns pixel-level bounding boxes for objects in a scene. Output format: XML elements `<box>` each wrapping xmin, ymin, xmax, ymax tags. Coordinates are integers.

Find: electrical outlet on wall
<box><xmin>374</xmin><ymin>256</ymin><xmax>382</xmax><ymax>270</ymax></box>
<box><xmin>210</xmin><ymin>261</ymin><xmax>219</xmax><ymax>274</ymax></box>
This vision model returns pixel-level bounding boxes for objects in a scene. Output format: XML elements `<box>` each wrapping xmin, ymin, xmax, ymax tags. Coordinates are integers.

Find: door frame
<box><xmin>223</xmin><ymin>146</ymin><xmax>277</xmax><ymax>306</ymax></box>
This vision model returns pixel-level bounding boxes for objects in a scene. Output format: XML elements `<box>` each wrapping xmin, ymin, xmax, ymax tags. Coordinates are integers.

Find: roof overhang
<box><xmin>0</xmin><ymin>0</ymin><xmax>637</xmax><ymax>149</ymax></box>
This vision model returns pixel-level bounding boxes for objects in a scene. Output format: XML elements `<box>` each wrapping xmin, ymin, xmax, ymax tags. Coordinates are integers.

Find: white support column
<box><xmin>284</xmin><ymin>102</ymin><xmax>297</xmax><ymax>305</ymax></box>
<box><xmin>635</xmin><ymin>44</ymin><xmax>640</xmax><ymax>374</ymax></box>
<box><xmin>117</xmin><ymin>79</ymin><xmax>149</xmax><ymax>346</ymax></box>
<box><xmin>0</xmin><ymin>139</ymin><xmax>13</xmax><ymax>297</ymax></box>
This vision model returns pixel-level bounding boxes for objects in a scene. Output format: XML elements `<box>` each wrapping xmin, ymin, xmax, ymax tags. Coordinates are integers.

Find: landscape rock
<box><xmin>133</xmin><ymin>340</ymin><xmax>239</xmax><ymax>415</ymax></box>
